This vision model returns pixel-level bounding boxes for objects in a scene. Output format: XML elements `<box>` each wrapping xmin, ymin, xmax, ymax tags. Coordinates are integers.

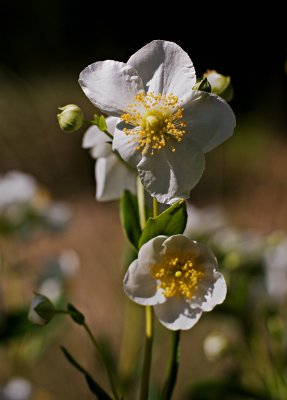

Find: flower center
<box><xmin>121</xmin><ymin>92</ymin><xmax>186</xmax><ymax>155</ymax></box>
<box><xmin>151</xmin><ymin>254</ymin><xmax>204</xmax><ymax>299</ymax></box>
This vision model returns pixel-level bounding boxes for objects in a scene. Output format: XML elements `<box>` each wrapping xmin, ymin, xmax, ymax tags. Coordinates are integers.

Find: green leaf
<box><xmin>120</xmin><ymin>190</ymin><xmax>141</xmax><ymax>250</ymax></box>
<box><xmin>61</xmin><ymin>346</ymin><xmax>113</xmax><ymax>400</ymax></box>
<box><xmin>138</xmin><ymin>200</ymin><xmax>187</xmax><ymax>248</ymax></box>
<box><xmin>188</xmin><ymin>379</ymin><xmax>268</xmax><ymax>400</ymax></box>
<box><xmin>67</xmin><ymin>303</ymin><xmax>85</xmax><ymax>325</ymax></box>
<box><xmin>99</xmin><ymin>115</ymin><xmax>108</xmax><ymax>131</ymax></box>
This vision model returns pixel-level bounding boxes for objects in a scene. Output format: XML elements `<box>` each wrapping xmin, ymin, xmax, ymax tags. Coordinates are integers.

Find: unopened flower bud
<box><xmin>203</xmin><ymin>70</ymin><xmax>234</xmax><ymax>102</ymax></box>
<box><xmin>28</xmin><ymin>294</ymin><xmax>55</xmax><ymax>326</ymax></box>
<box><xmin>57</xmin><ymin>104</ymin><xmax>84</xmax><ymax>133</ymax></box>
<box><xmin>192</xmin><ymin>77</ymin><xmax>211</xmax><ymax>93</ymax></box>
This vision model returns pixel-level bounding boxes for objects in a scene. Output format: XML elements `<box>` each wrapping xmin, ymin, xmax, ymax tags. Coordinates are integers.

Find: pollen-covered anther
<box><xmin>151</xmin><ymin>255</ymin><xmax>204</xmax><ymax>299</ymax></box>
<box><xmin>121</xmin><ymin>92</ymin><xmax>186</xmax><ymax>155</ymax></box>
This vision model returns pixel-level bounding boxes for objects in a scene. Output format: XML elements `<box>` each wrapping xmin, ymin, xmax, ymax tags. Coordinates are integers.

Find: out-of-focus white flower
<box><xmin>43</xmin><ymin>202</ymin><xmax>71</xmax><ymax>227</ymax></box>
<box><xmin>83</xmin><ymin>116</ymin><xmax>136</xmax><ymax>201</ymax></box>
<box><xmin>79</xmin><ymin>40</ymin><xmax>235</xmax><ymax>204</ymax></box>
<box><xmin>203</xmin><ymin>332</ymin><xmax>228</xmax><ymax>361</ymax></box>
<box><xmin>28</xmin><ymin>294</ymin><xmax>55</xmax><ymax>326</ymax></box>
<box><xmin>264</xmin><ymin>238</ymin><xmax>287</xmax><ymax>301</ymax></box>
<box><xmin>211</xmin><ymin>227</ymin><xmax>264</xmax><ymax>267</ymax></box>
<box><xmin>58</xmin><ymin>249</ymin><xmax>80</xmax><ymax>277</ymax></box>
<box><xmin>38</xmin><ymin>278</ymin><xmax>62</xmax><ymax>302</ymax></box>
<box><xmin>124</xmin><ymin>234</ymin><xmax>226</xmax><ymax>330</ymax></box>
<box><xmin>184</xmin><ymin>203</ymin><xmax>227</xmax><ymax>239</ymax></box>
<box><xmin>0</xmin><ymin>171</ymin><xmax>37</xmax><ymax>210</ymax></box>
<box><xmin>2</xmin><ymin>377</ymin><xmax>32</xmax><ymax>400</ymax></box>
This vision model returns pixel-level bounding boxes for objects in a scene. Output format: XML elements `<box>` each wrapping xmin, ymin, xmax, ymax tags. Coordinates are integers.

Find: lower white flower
<box><xmin>83</xmin><ymin>116</ymin><xmax>136</xmax><ymax>201</ymax></box>
<box><xmin>123</xmin><ymin>234</ymin><xmax>226</xmax><ymax>330</ymax></box>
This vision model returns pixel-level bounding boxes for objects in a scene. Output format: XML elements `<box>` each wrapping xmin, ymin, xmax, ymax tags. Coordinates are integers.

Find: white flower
<box><xmin>184</xmin><ymin>203</ymin><xmax>228</xmax><ymax>239</ymax></box>
<box><xmin>58</xmin><ymin>249</ymin><xmax>80</xmax><ymax>277</ymax></box>
<box><xmin>123</xmin><ymin>234</ymin><xmax>226</xmax><ymax>330</ymax></box>
<box><xmin>79</xmin><ymin>40</ymin><xmax>236</xmax><ymax>204</ymax></box>
<box><xmin>43</xmin><ymin>202</ymin><xmax>71</xmax><ymax>227</ymax></box>
<box><xmin>264</xmin><ymin>239</ymin><xmax>287</xmax><ymax>301</ymax></box>
<box><xmin>203</xmin><ymin>332</ymin><xmax>228</xmax><ymax>361</ymax></box>
<box><xmin>83</xmin><ymin>116</ymin><xmax>136</xmax><ymax>201</ymax></box>
<box><xmin>2</xmin><ymin>377</ymin><xmax>32</xmax><ymax>400</ymax></box>
<box><xmin>211</xmin><ymin>227</ymin><xmax>264</xmax><ymax>266</ymax></box>
<box><xmin>0</xmin><ymin>171</ymin><xmax>37</xmax><ymax>210</ymax></box>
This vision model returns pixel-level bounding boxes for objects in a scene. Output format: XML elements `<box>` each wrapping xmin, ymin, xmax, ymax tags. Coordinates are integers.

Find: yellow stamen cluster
<box><xmin>151</xmin><ymin>254</ymin><xmax>204</xmax><ymax>299</ymax></box>
<box><xmin>121</xmin><ymin>91</ymin><xmax>186</xmax><ymax>155</ymax></box>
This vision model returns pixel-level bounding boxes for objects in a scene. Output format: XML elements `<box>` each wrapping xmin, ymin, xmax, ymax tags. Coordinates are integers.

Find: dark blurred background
<box><xmin>1</xmin><ymin>3</ymin><xmax>287</xmax><ymax>399</ymax></box>
<box><xmin>0</xmin><ymin>0</ymin><xmax>286</xmax><ymax>202</ymax></box>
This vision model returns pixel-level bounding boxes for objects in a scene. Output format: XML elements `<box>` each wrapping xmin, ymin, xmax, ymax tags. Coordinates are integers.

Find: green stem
<box><xmin>137</xmin><ymin>184</ymin><xmax>156</xmax><ymax>400</ymax></box>
<box><xmin>56</xmin><ymin>310</ymin><xmax>120</xmax><ymax>400</ymax></box>
<box><xmin>83</xmin><ymin>323</ymin><xmax>121</xmax><ymax>400</ymax></box>
<box><xmin>137</xmin><ymin>177</ymin><xmax>146</xmax><ymax>230</ymax></box>
<box><xmin>84</xmin><ymin>119</ymin><xmax>114</xmax><ymax>140</ymax></box>
<box><xmin>152</xmin><ymin>197</ymin><xmax>158</xmax><ymax>218</ymax></box>
<box><xmin>161</xmin><ymin>331</ymin><xmax>181</xmax><ymax>400</ymax></box>
<box><xmin>140</xmin><ymin>306</ymin><xmax>154</xmax><ymax>400</ymax></box>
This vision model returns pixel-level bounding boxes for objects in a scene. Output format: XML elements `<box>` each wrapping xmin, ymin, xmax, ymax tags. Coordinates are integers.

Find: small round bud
<box><xmin>57</xmin><ymin>104</ymin><xmax>84</xmax><ymax>133</ymax></box>
<box><xmin>203</xmin><ymin>70</ymin><xmax>234</xmax><ymax>102</ymax></box>
<box><xmin>28</xmin><ymin>294</ymin><xmax>55</xmax><ymax>326</ymax></box>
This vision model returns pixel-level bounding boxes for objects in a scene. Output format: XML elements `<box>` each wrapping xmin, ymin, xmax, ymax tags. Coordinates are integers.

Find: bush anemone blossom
<box><xmin>123</xmin><ymin>234</ymin><xmax>226</xmax><ymax>330</ymax></box>
<box><xmin>79</xmin><ymin>40</ymin><xmax>236</xmax><ymax>204</ymax></box>
<box><xmin>82</xmin><ymin>116</ymin><xmax>136</xmax><ymax>201</ymax></box>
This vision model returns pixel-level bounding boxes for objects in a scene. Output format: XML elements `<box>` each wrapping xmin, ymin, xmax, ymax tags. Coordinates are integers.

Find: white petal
<box><xmin>105</xmin><ymin>116</ymin><xmax>119</xmax><ymax>135</ymax></box>
<box><xmin>162</xmin><ymin>235</ymin><xmax>200</xmax><ymax>257</ymax></box>
<box><xmin>83</xmin><ymin>126</ymin><xmax>112</xmax><ymax>158</ymax></box>
<box><xmin>113</xmin><ymin>125</ymin><xmax>142</xmax><ymax>168</ymax></box>
<box><xmin>123</xmin><ymin>259</ymin><xmax>166</xmax><ymax>306</ymax></box>
<box><xmin>196</xmin><ymin>241</ymin><xmax>218</xmax><ymax>266</ymax></box>
<box><xmin>137</xmin><ymin>136</ymin><xmax>205</xmax><ymax>204</ymax></box>
<box><xmin>200</xmin><ymin>272</ymin><xmax>227</xmax><ymax>311</ymax></box>
<box><xmin>183</xmin><ymin>91</ymin><xmax>236</xmax><ymax>153</ymax></box>
<box><xmin>154</xmin><ymin>297</ymin><xmax>203</xmax><ymax>330</ymax></box>
<box><xmin>189</xmin><ymin>269</ymin><xmax>226</xmax><ymax>312</ymax></box>
<box><xmin>95</xmin><ymin>154</ymin><xmax>136</xmax><ymax>201</ymax></box>
<box><xmin>128</xmin><ymin>40</ymin><xmax>196</xmax><ymax>102</ymax></box>
<box><xmin>79</xmin><ymin>60</ymin><xmax>144</xmax><ymax>116</ymax></box>
<box><xmin>138</xmin><ymin>235</ymin><xmax>167</xmax><ymax>269</ymax></box>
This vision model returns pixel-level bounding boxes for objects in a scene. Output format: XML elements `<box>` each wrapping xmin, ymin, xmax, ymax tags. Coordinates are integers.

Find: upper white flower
<box><xmin>123</xmin><ymin>234</ymin><xmax>226</xmax><ymax>330</ymax></box>
<box><xmin>82</xmin><ymin>116</ymin><xmax>136</xmax><ymax>201</ymax></box>
<box><xmin>79</xmin><ymin>40</ymin><xmax>236</xmax><ymax>204</ymax></box>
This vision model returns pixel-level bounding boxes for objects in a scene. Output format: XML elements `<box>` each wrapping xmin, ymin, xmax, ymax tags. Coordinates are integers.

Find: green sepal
<box><xmin>61</xmin><ymin>346</ymin><xmax>113</xmax><ymax>400</ymax></box>
<box><xmin>193</xmin><ymin>77</ymin><xmax>211</xmax><ymax>93</ymax></box>
<box><xmin>93</xmin><ymin>114</ymin><xmax>100</xmax><ymax>125</ymax></box>
<box><xmin>67</xmin><ymin>303</ymin><xmax>85</xmax><ymax>325</ymax></box>
<box><xmin>138</xmin><ymin>200</ymin><xmax>187</xmax><ymax>249</ymax></box>
<box><xmin>99</xmin><ymin>115</ymin><xmax>108</xmax><ymax>131</ymax></box>
<box><xmin>120</xmin><ymin>190</ymin><xmax>141</xmax><ymax>251</ymax></box>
